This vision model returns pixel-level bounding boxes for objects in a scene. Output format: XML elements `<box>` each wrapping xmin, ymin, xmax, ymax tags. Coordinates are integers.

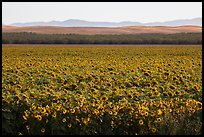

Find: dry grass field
<box><xmin>2</xmin><ymin>25</ymin><xmax>202</xmax><ymax>34</ymax></box>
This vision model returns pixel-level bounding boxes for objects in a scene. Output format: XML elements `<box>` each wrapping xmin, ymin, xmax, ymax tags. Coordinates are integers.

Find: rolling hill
<box><xmin>2</xmin><ymin>25</ymin><xmax>202</xmax><ymax>35</ymax></box>
<box><xmin>8</xmin><ymin>18</ymin><xmax>202</xmax><ymax>27</ymax></box>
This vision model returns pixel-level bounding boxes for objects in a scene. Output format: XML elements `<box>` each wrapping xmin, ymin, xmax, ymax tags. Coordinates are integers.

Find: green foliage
<box><xmin>2</xmin><ymin>32</ymin><xmax>202</xmax><ymax>44</ymax></box>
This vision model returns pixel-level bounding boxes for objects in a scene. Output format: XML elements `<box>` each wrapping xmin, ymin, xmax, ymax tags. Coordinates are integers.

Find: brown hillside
<box><xmin>2</xmin><ymin>25</ymin><xmax>202</xmax><ymax>34</ymax></box>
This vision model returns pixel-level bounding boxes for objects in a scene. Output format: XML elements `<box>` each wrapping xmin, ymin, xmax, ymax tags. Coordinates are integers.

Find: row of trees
<box><xmin>2</xmin><ymin>32</ymin><xmax>202</xmax><ymax>44</ymax></box>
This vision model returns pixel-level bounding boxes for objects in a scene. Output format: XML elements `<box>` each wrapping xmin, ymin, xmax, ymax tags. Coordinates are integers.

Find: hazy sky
<box><xmin>2</xmin><ymin>2</ymin><xmax>202</xmax><ymax>25</ymax></box>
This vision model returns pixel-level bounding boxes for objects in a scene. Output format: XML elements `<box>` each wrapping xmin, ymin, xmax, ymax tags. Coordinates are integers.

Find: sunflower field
<box><xmin>2</xmin><ymin>45</ymin><xmax>202</xmax><ymax>135</ymax></box>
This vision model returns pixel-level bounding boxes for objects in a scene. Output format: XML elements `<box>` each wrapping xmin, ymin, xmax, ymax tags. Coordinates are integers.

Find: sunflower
<box><xmin>151</xmin><ymin>128</ymin><xmax>157</xmax><ymax>133</ymax></box>
<box><xmin>62</xmin><ymin>118</ymin><xmax>66</xmax><ymax>123</ymax></box>
<box><xmin>139</xmin><ymin>119</ymin><xmax>144</xmax><ymax>125</ymax></box>
<box><xmin>109</xmin><ymin>111</ymin><xmax>113</xmax><ymax>115</ymax></box>
<box><xmin>146</xmin><ymin>83</ymin><xmax>151</xmax><ymax>87</ymax></box>
<box><xmin>113</xmin><ymin>111</ymin><xmax>118</xmax><ymax>116</ymax></box>
<box><xmin>37</xmin><ymin>115</ymin><xmax>42</xmax><ymax>121</ymax></box>
<box><xmin>145</xmin><ymin>111</ymin><xmax>148</xmax><ymax>117</ymax></box>
<box><xmin>41</xmin><ymin>108</ymin><xmax>46</xmax><ymax>114</ymax></box>
<box><xmin>139</xmin><ymin>110</ymin><xmax>146</xmax><ymax>116</ymax></box>
<box><xmin>157</xmin><ymin>109</ymin><xmax>163</xmax><ymax>115</ymax></box>
<box><xmin>56</xmin><ymin>105</ymin><xmax>61</xmax><ymax>111</ymax></box>
<box><xmin>46</xmin><ymin>105</ymin><xmax>50</xmax><ymax>110</ymax></box>
<box><xmin>52</xmin><ymin>112</ymin><xmax>57</xmax><ymax>118</ymax></box>
<box><xmin>190</xmin><ymin>108</ymin><xmax>195</xmax><ymax>113</ymax></box>
<box><xmin>94</xmin><ymin>109</ymin><xmax>99</xmax><ymax>115</ymax></box>
<box><xmin>170</xmin><ymin>85</ymin><xmax>176</xmax><ymax>90</ymax></box>
<box><xmin>41</xmin><ymin>128</ymin><xmax>45</xmax><ymax>133</ymax></box>
<box><xmin>127</xmin><ymin>94</ymin><xmax>133</xmax><ymax>99</ymax></box>
<box><xmin>70</xmin><ymin>109</ymin><xmax>75</xmax><ymax>114</ymax></box>
<box><xmin>196</xmin><ymin>101</ymin><xmax>202</xmax><ymax>110</ymax></box>
<box><xmin>68</xmin><ymin>123</ymin><xmax>72</xmax><ymax>128</ymax></box>
<box><xmin>44</xmin><ymin>113</ymin><xmax>49</xmax><ymax>117</ymax></box>
<box><xmin>79</xmin><ymin>103</ymin><xmax>83</xmax><ymax>107</ymax></box>
<box><xmin>24</xmin><ymin>110</ymin><xmax>29</xmax><ymax>117</ymax></box>
<box><xmin>63</xmin><ymin>109</ymin><xmax>67</xmax><ymax>114</ymax></box>
<box><xmin>156</xmin><ymin>118</ymin><xmax>162</xmax><ymax>122</ymax></box>
<box><xmin>100</xmin><ymin>96</ymin><xmax>108</xmax><ymax>102</ymax></box>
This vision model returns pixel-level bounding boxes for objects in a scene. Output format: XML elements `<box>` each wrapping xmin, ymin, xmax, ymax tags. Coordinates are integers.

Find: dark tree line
<box><xmin>2</xmin><ymin>32</ymin><xmax>202</xmax><ymax>44</ymax></box>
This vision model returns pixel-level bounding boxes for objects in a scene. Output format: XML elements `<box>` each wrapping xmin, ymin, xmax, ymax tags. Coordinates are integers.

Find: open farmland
<box><xmin>2</xmin><ymin>25</ymin><xmax>202</xmax><ymax>35</ymax></box>
<box><xmin>2</xmin><ymin>45</ymin><xmax>202</xmax><ymax>135</ymax></box>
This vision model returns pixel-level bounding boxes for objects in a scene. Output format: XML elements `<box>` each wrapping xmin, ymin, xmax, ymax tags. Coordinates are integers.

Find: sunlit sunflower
<box><xmin>100</xmin><ymin>96</ymin><xmax>108</xmax><ymax>102</ymax></box>
<box><xmin>157</xmin><ymin>109</ymin><xmax>163</xmax><ymax>115</ymax></box>
<box><xmin>68</xmin><ymin>123</ymin><xmax>72</xmax><ymax>128</ymax></box>
<box><xmin>44</xmin><ymin>113</ymin><xmax>49</xmax><ymax>117</ymax></box>
<box><xmin>70</xmin><ymin>109</ymin><xmax>75</xmax><ymax>113</ymax></box>
<box><xmin>145</xmin><ymin>111</ymin><xmax>148</xmax><ymax>117</ymax></box>
<box><xmin>113</xmin><ymin>111</ymin><xmax>118</xmax><ymax>116</ymax></box>
<box><xmin>41</xmin><ymin>108</ymin><xmax>46</xmax><ymax>114</ymax></box>
<box><xmin>62</xmin><ymin>118</ymin><xmax>66</xmax><ymax>123</ymax></box>
<box><xmin>37</xmin><ymin>115</ymin><xmax>42</xmax><ymax>121</ymax></box>
<box><xmin>196</xmin><ymin>101</ymin><xmax>202</xmax><ymax>110</ymax></box>
<box><xmin>109</xmin><ymin>111</ymin><xmax>113</xmax><ymax>115</ymax></box>
<box><xmin>63</xmin><ymin>109</ymin><xmax>67</xmax><ymax>114</ymax></box>
<box><xmin>46</xmin><ymin>105</ymin><xmax>50</xmax><ymax>110</ymax></box>
<box><xmin>139</xmin><ymin>119</ymin><xmax>144</xmax><ymax>125</ymax></box>
<box><xmin>127</xmin><ymin>94</ymin><xmax>133</xmax><ymax>99</ymax></box>
<box><xmin>190</xmin><ymin>108</ymin><xmax>195</xmax><ymax>113</ymax></box>
<box><xmin>56</xmin><ymin>105</ymin><xmax>61</xmax><ymax>111</ymax></box>
<box><xmin>52</xmin><ymin>112</ymin><xmax>57</xmax><ymax>118</ymax></box>
<box><xmin>156</xmin><ymin>118</ymin><xmax>162</xmax><ymax>122</ymax></box>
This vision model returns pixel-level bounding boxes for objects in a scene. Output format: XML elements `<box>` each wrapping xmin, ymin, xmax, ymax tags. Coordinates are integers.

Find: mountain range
<box><xmin>9</xmin><ymin>17</ymin><xmax>202</xmax><ymax>27</ymax></box>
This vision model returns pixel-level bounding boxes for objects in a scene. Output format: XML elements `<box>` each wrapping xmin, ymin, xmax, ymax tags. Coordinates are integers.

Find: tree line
<box><xmin>2</xmin><ymin>32</ymin><xmax>202</xmax><ymax>44</ymax></box>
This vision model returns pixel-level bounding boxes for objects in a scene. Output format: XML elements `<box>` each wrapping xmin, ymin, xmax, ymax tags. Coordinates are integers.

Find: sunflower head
<box><xmin>151</xmin><ymin>128</ymin><xmax>157</xmax><ymax>133</ymax></box>
<box><xmin>145</xmin><ymin>111</ymin><xmax>148</xmax><ymax>117</ymax></box>
<box><xmin>139</xmin><ymin>119</ymin><xmax>144</xmax><ymax>125</ymax></box>
<box><xmin>196</xmin><ymin>101</ymin><xmax>202</xmax><ymax>110</ymax></box>
<box><xmin>127</xmin><ymin>94</ymin><xmax>133</xmax><ymax>99</ymax></box>
<box><xmin>62</xmin><ymin>118</ymin><xmax>66</xmax><ymax>123</ymax></box>
<box><xmin>37</xmin><ymin>115</ymin><xmax>42</xmax><ymax>121</ymax></box>
<box><xmin>41</xmin><ymin>128</ymin><xmax>45</xmax><ymax>133</ymax></box>
<box><xmin>100</xmin><ymin>96</ymin><xmax>108</xmax><ymax>102</ymax></box>
<box><xmin>157</xmin><ymin>109</ymin><xmax>163</xmax><ymax>115</ymax></box>
<box><xmin>68</xmin><ymin>123</ymin><xmax>72</xmax><ymax>128</ymax></box>
<box><xmin>156</xmin><ymin>117</ymin><xmax>162</xmax><ymax>122</ymax></box>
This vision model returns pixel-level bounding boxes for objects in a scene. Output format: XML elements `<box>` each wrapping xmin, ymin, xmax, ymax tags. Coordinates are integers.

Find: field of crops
<box><xmin>2</xmin><ymin>44</ymin><xmax>202</xmax><ymax>135</ymax></box>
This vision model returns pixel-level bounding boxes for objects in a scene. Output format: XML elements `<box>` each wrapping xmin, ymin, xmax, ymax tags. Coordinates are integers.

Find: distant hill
<box><xmin>2</xmin><ymin>25</ymin><xmax>202</xmax><ymax>35</ymax></box>
<box><xmin>145</xmin><ymin>18</ymin><xmax>202</xmax><ymax>26</ymax></box>
<box><xmin>9</xmin><ymin>18</ymin><xmax>202</xmax><ymax>27</ymax></box>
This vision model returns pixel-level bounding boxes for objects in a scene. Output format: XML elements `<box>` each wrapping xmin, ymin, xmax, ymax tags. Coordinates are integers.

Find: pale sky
<box><xmin>2</xmin><ymin>2</ymin><xmax>202</xmax><ymax>25</ymax></box>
